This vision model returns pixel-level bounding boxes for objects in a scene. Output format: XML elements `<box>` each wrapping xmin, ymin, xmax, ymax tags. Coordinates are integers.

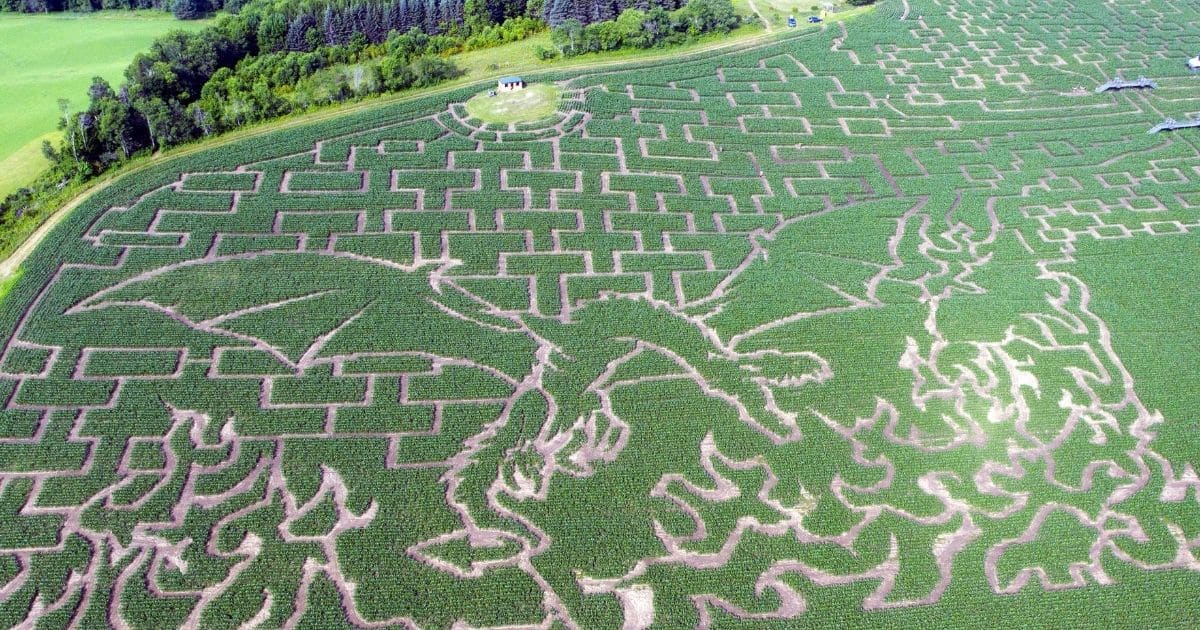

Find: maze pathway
<box><xmin>2</xmin><ymin>0</ymin><xmax>1200</xmax><ymax>626</ymax></box>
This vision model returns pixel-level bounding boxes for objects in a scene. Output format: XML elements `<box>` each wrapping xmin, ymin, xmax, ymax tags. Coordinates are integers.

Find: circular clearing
<box><xmin>465</xmin><ymin>83</ymin><xmax>561</xmax><ymax>124</ymax></box>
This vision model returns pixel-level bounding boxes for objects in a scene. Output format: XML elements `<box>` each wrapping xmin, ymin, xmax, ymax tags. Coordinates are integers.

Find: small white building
<box><xmin>1188</xmin><ymin>55</ymin><xmax>1200</xmax><ymax>71</ymax></box>
<box><xmin>498</xmin><ymin>76</ymin><xmax>525</xmax><ymax>91</ymax></box>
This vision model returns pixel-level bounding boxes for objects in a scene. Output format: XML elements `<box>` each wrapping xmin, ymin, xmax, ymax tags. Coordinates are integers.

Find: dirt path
<box><xmin>748</xmin><ymin>0</ymin><xmax>773</xmax><ymax>32</ymax></box>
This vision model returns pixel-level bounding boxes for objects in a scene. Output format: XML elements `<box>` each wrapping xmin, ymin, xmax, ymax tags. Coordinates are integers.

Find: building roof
<box><xmin>498</xmin><ymin>76</ymin><xmax>524</xmax><ymax>84</ymax></box>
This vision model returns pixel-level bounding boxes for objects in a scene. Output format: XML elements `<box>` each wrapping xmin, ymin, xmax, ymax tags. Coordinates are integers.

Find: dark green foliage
<box><xmin>550</xmin><ymin>0</ymin><xmax>739</xmax><ymax>56</ymax></box>
<box><xmin>171</xmin><ymin>0</ymin><xmax>210</xmax><ymax>19</ymax></box>
<box><xmin>379</xmin><ymin>53</ymin><xmax>465</xmax><ymax>92</ymax></box>
<box><xmin>0</xmin><ymin>0</ymin><xmax>224</xmax><ymax>14</ymax></box>
<box><xmin>543</xmin><ymin>0</ymin><xmax>687</xmax><ymax>26</ymax></box>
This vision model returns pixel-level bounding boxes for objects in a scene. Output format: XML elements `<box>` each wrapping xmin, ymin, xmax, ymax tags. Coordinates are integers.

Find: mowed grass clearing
<box><xmin>465</xmin><ymin>83</ymin><xmax>561</xmax><ymax>123</ymax></box>
<box><xmin>0</xmin><ymin>11</ymin><xmax>210</xmax><ymax>197</ymax></box>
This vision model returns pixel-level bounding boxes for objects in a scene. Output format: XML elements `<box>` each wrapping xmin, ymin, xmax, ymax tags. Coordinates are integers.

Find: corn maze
<box><xmin>3</xmin><ymin>0</ymin><xmax>1200</xmax><ymax>626</ymax></box>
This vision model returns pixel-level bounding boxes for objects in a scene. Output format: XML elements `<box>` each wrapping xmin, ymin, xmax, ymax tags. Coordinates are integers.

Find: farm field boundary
<box><xmin>1</xmin><ymin>0</ymin><xmax>1200</xmax><ymax>626</ymax></box>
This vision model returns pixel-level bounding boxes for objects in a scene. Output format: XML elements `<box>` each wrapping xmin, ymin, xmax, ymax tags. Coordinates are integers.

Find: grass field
<box><xmin>465</xmin><ymin>83</ymin><xmax>561</xmax><ymax>123</ymax></box>
<box><xmin>0</xmin><ymin>11</ymin><xmax>210</xmax><ymax>197</ymax></box>
<box><xmin>1</xmin><ymin>0</ymin><xmax>1200</xmax><ymax>626</ymax></box>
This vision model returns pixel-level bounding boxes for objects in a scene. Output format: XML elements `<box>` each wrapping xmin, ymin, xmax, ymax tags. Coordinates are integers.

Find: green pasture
<box><xmin>0</xmin><ymin>0</ymin><xmax>1198</xmax><ymax>627</ymax></box>
<box><xmin>0</xmin><ymin>11</ymin><xmax>210</xmax><ymax>197</ymax></box>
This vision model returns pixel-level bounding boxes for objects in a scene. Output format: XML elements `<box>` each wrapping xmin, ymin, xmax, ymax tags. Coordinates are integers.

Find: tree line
<box><xmin>0</xmin><ymin>0</ymin><xmax>690</xmax><ymax>26</ymax></box>
<box><xmin>549</xmin><ymin>0</ymin><xmax>739</xmax><ymax>56</ymax></box>
<box><xmin>0</xmin><ymin>0</ymin><xmax>219</xmax><ymax>15</ymax></box>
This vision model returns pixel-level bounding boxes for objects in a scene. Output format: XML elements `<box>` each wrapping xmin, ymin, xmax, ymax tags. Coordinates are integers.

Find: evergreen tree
<box><xmin>284</xmin><ymin>12</ymin><xmax>316</xmax><ymax>50</ymax></box>
<box><xmin>171</xmin><ymin>0</ymin><xmax>208</xmax><ymax>19</ymax></box>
